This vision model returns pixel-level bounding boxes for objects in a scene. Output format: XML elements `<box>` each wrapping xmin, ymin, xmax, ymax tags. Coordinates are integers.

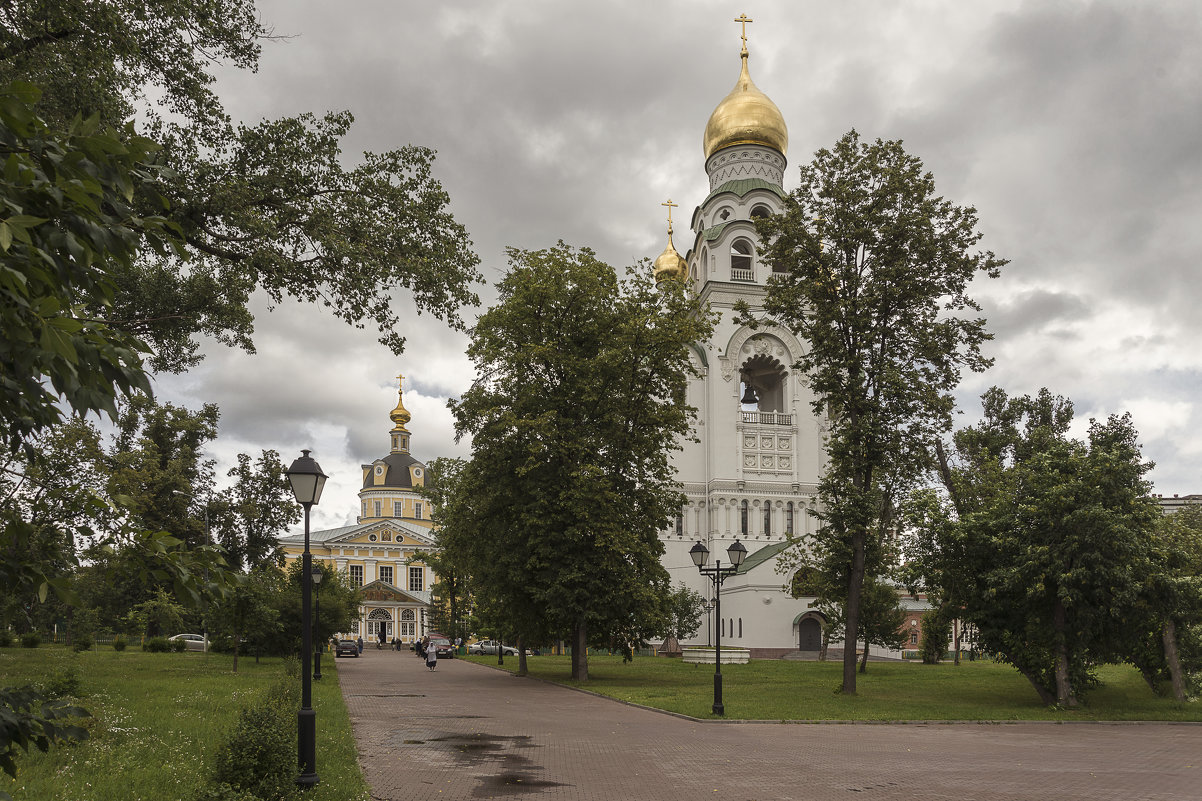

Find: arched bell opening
<box><xmin>739</xmin><ymin>353</ymin><xmax>788</xmax><ymax>413</ymax></box>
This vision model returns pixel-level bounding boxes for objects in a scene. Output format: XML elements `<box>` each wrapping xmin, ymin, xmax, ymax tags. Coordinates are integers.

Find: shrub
<box><xmin>172</xmin><ymin>637</ymin><xmax>188</xmax><ymax>653</ymax></box>
<box><xmin>43</xmin><ymin>664</ymin><xmax>82</xmax><ymax>699</ymax></box>
<box><xmin>919</xmin><ymin>610</ymin><xmax>950</xmax><ymax>664</ymax></box>
<box><xmin>192</xmin><ymin>783</ymin><xmax>260</xmax><ymax>801</ymax></box>
<box><xmin>72</xmin><ymin>635</ymin><xmax>93</xmax><ymax>652</ymax></box>
<box><xmin>212</xmin><ymin>675</ymin><xmax>300</xmax><ymax>800</ymax></box>
<box><xmin>112</xmin><ymin>636</ymin><xmax>127</xmax><ymax>651</ymax></box>
<box><xmin>0</xmin><ymin>630</ymin><xmax>12</xmax><ymax>647</ymax></box>
<box><xmin>144</xmin><ymin>636</ymin><xmax>170</xmax><ymax>653</ymax></box>
<box><xmin>21</xmin><ymin>632</ymin><xmax>40</xmax><ymax>648</ymax></box>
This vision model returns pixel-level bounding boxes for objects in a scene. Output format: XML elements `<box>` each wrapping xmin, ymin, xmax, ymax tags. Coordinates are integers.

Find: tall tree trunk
<box><xmin>1163</xmin><ymin>618</ymin><xmax>1186</xmax><ymax>703</ymax></box>
<box><xmin>952</xmin><ymin>618</ymin><xmax>961</xmax><ymax>666</ymax></box>
<box><xmin>1017</xmin><ymin>665</ymin><xmax>1057</xmax><ymax>706</ymax></box>
<box><xmin>571</xmin><ymin>619</ymin><xmax>588</xmax><ymax>681</ymax></box>
<box><xmin>1053</xmin><ymin>599</ymin><xmax>1077</xmax><ymax>707</ymax></box>
<box><xmin>842</xmin><ymin>532</ymin><xmax>867</xmax><ymax>694</ymax></box>
<box><xmin>858</xmin><ymin>640</ymin><xmax>869</xmax><ymax>673</ymax></box>
<box><xmin>516</xmin><ymin>635</ymin><xmax>528</xmax><ymax>677</ymax></box>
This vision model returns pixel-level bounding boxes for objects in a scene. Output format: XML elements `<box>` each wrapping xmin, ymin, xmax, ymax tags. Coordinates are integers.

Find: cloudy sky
<box><xmin>152</xmin><ymin>0</ymin><xmax>1202</xmax><ymax>532</ymax></box>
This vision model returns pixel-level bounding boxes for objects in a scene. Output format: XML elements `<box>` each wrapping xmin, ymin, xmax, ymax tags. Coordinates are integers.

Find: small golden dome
<box><xmin>389</xmin><ymin>374</ymin><xmax>411</xmax><ymax>431</ymax></box>
<box><xmin>654</xmin><ymin>232</ymin><xmax>687</xmax><ymax>283</ymax></box>
<box><xmin>703</xmin><ymin>47</ymin><xmax>788</xmax><ymax>161</ymax></box>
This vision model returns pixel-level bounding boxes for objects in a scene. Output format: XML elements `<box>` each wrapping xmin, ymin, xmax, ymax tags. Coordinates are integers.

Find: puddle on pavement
<box><xmin>391</xmin><ymin>731</ymin><xmax>567</xmax><ymax>796</ymax></box>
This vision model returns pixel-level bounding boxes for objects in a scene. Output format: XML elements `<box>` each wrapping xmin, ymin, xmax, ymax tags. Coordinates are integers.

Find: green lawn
<box><xmin>0</xmin><ymin>645</ymin><xmax>368</xmax><ymax>801</ymax></box>
<box><xmin>464</xmin><ymin>653</ymin><xmax>1202</xmax><ymax>721</ymax></box>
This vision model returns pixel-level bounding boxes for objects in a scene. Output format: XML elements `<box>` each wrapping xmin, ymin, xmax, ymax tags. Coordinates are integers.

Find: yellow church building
<box><xmin>279</xmin><ymin>376</ymin><xmax>438</xmax><ymax>644</ymax></box>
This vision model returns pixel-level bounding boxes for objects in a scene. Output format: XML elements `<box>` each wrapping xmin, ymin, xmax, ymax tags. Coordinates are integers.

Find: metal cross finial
<box><xmin>396</xmin><ymin>373</ymin><xmax>405</xmax><ymax>390</ymax></box>
<box><xmin>662</xmin><ymin>198</ymin><xmax>678</xmax><ymax>231</ymax></box>
<box><xmin>734</xmin><ymin>13</ymin><xmax>753</xmax><ymax>48</ymax></box>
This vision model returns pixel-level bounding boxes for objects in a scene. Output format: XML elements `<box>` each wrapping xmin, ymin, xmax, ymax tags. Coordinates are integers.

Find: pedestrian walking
<box><xmin>426</xmin><ymin>641</ymin><xmax>438</xmax><ymax>671</ymax></box>
<box><xmin>356</xmin><ymin>636</ymin><xmax>363</xmax><ymax>655</ymax></box>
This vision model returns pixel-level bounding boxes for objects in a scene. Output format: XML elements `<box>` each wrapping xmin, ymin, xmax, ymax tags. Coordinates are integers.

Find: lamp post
<box><xmin>690</xmin><ymin>539</ymin><xmax>747</xmax><ymax>716</ymax></box>
<box><xmin>287</xmin><ymin>449</ymin><xmax>327</xmax><ymax>790</ymax></box>
<box><xmin>311</xmin><ymin>565</ymin><xmax>324</xmax><ymax>680</ymax></box>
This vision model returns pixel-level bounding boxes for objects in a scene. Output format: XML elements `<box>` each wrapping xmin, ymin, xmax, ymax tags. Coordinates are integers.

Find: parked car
<box><xmin>334</xmin><ymin>639</ymin><xmax>360</xmax><ymax>658</ymax></box>
<box><xmin>428</xmin><ymin>637</ymin><xmax>455</xmax><ymax>659</ymax></box>
<box><xmin>467</xmin><ymin>640</ymin><xmax>518</xmax><ymax>656</ymax></box>
<box><xmin>168</xmin><ymin>633</ymin><xmax>207</xmax><ymax>651</ymax></box>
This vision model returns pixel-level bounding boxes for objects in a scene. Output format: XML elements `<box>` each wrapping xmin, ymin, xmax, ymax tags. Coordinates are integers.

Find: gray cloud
<box><xmin>156</xmin><ymin>0</ymin><xmax>1202</xmax><ymax>528</ymax></box>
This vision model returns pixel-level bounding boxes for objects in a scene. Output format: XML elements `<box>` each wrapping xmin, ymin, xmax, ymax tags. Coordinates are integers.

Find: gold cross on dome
<box><xmin>662</xmin><ymin>198</ymin><xmax>678</xmax><ymax>228</ymax></box>
<box><xmin>734</xmin><ymin>13</ymin><xmax>753</xmax><ymax>47</ymax></box>
<box><xmin>396</xmin><ymin>373</ymin><xmax>405</xmax><ymax>390</ymax></box>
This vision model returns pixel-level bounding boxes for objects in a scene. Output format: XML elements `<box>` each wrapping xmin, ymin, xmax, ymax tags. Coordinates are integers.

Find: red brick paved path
<box><xmin>335</xmin><ymin>647</ymin><xmax>1201</xmax><ymax>801</ymax></box>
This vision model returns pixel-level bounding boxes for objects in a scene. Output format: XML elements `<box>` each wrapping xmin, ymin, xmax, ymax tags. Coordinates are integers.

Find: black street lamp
<box><xmin>311</xmin><ymin>565</ymin><xmax>324</xmax><ymax>681</ymax></box>
<box><xmin>690</xmin><ymin>539</ymin><xmax>747</xmax><ymax>716</ymax></box>
<box><xmin>287</xmin><ymin>449</ymin><xmax>328</xmax><ymax>790</ymax></box>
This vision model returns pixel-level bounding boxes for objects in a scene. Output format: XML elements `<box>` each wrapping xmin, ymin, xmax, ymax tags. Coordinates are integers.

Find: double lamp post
<box><xmin>689</xmin><ymin>538</ymin><xmax>747</xmax><ymax>716</ymax></box>
<box><xmin>286</xmin><ymin>449</ymin><xmax>328</xmax><ymax>790</ymax></box>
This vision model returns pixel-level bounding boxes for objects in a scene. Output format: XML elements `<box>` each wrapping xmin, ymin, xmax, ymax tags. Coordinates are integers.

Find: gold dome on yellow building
<box><xmin>702</xmin><ymin>27</ymin><xmax>788</xmax><ymax>160</ymax></box>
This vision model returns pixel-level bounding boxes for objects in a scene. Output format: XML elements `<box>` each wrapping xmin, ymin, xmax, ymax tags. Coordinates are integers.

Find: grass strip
<box><xmin>463</xmin><ymin>653</ymin><xmax>1202</xmax><ymax>721</ymax></box>
<box><xmin>0</xmin><ymin>645</ymin><xmax>369</xmax><ymax>801</ymax></box>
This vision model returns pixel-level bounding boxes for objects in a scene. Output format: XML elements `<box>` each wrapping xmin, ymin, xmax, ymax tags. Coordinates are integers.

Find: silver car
<box><xmin>168</xmin><ymin>633</ymin><xmax>207</xmax><ymax>651</ymax></box>
<box><xmin>467</xmin><ymin>640</ymin><xmax>518</xmax><ymax>656</ymax></box>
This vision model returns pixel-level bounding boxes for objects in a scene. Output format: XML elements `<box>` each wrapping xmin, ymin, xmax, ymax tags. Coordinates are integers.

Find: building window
<box><xmin>399</xmin><ymin>609</ymin><xmax>416</xmax><ymax>639</ymax></box>
<box><xmin>373</xmin><ymin>500</ymin><xmax>381</xmax><ymax>518</ymax></box>
<box><xmin>415</xmin><ymin>502</ymin><xmax>423</xmax><ymax>520</ymax></box>
<box><xmin>409</xmin><ymin>566</ymin><xmax>423</xmax><ymax>592</ymax></box>
<box><xmin>350</xmin><ymin>565</ymin><xmax>363</xmax><ymax>587</ymax></box>
<box><xmin>763</xmin><ymin>501</ymin><xmax>771</xmax><ymax>536</ymax></box>
<box><xmin>721</xmin><ymin>618</ymin><xmax>725</xmax><ymax>637</ymax></box>
<box><xmin>362</xmin><ymin>501</ymin><xmax>368</xmax><ymax>519</ymax></box>
<box><xmin>394</xmin><ymin>501</ymin><xmax>403</xmax><ymax>517</ymax></box>
<box><xmin>786</xmin><ymin>502</ymin><xmax>794</xmax><ymax>535</ymax></box>
<box><xmin>379</xmin><ymin>565</ymin><xmax>393</xmax><ymax>585</ymax></box>
<box><xmin>738</xmin><ymin>618</ymin><xmax>743</xmax><ymax>638</ymax></box>
<box><xmin>731</xmin><ymin>238</ymin><xmax>753</xmax><ymax>279</ymax></box>
<box><xmin>675</xmin><ymin>512</ymin><xmax>683</xmax><ymax>537</ymax></box>
<box><xmin>910</xmin><ymin>631</ymin><xmax>918</xmax><ymax>646</ymax></box>
<box><xmin>740</xmin><ymin>500</ymin><xmax>749</xmax><ymax>536</ymax></box>
<box><xmin>350</xmin><ymin>620</ymin><xmax>359</xmax><ymax>634</ymax></box>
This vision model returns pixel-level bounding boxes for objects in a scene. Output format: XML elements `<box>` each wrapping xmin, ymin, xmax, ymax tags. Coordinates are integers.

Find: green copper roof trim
<box><xmin>689</xmin><ymin>342</ymin><xmax>709</xmax><ymax>368</ymax></box>
<box><xmin>737</xmin><ymin>540</ymin><xmax>791</xmax><ymax>574</ymax></box>
<box><xmin>701</xmin><ymin>221</ymin><xmax>732</xmax><ymax>242</ymax></box>
<box><xmin>702</xmin><ymin>178</ymin><xmax>787</xmax><ymax>207</ymax></box>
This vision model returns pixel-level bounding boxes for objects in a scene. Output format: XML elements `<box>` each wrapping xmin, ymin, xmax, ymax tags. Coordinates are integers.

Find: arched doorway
<box><xmin>366</xmin><ymin>607</ymin><xmax>392</xmax><ymax>639</ymax></box>
<box><xmin>798</xmin><ymin>617</ymin><xmax>822</xmax><ymax>651</ymax></box>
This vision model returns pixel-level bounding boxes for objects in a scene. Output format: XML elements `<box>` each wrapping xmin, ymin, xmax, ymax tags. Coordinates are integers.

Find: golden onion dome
<box><xmin>389</xmin><ymin>374</ymin><xmax>411</xmax><ymax>431</ymax></box>
<box><xmin>653</xmin><ymin>231</ymin><xmax>687</xmax><ymax>283</ymax></box>
<box><xmin>703</xmin><ymin>46</ymin><xmax>788</xmax><ymax>161</ymax></box>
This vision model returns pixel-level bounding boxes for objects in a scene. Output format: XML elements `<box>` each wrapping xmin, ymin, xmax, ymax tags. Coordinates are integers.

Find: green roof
<box><xmin>737</xmin><ymin>540</ymin><xmax>791</xmax><ymax>574</ymax></box>
<box><xmin>702</xmin><ymin>178</ymin><xmax>786</xmax><ymax>207</ymax></box>
<box><xmin>701</xmin><ymin>221</ymin><xmax>731</xmax><ymax>242</ymax></box>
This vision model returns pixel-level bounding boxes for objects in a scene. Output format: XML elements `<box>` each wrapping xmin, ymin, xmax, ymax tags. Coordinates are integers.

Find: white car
<box><xmin>467</xmin><ymin>640</ymin><xmax>518</xmax><ymax>656</ymax></box>
<box><xmin>168</xmin><ymin>633</ymin><xmax>207</xmax><ymax>651</ymax></box>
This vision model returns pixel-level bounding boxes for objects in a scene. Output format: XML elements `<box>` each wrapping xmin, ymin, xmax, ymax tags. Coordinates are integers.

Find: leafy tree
<box><xmin>211</xmin><ymin>450</ymin><xmax>298</xmax><ymax>571</ymax></box>
<box><xmin>808</xmin><ymin>573</ymin><xmax>907</xmax><ymax>673</ymax></box>
<box><xmin>0</xmin><ymin>82</ymin><xmax>170</xmax><ymax>452</ymax></box>
<box><xmin>266</xmin><ymin>560</ymin><xmax>358</xmax><ymax>659</ymax></box>
<box><xmin>1</xmin><ymin>3</ymin><xmax>482</xmax><ymax>374</ymax></box>
<box><xmin>918</xmin><ymin>609</ymin><xmax>950</xmax><ymax>665</ymax></box>
<box><xmin>421</xmin><ymin>458</ymin><xmax>474</xmax><ymax>649</ymax></box>
<box><xmin>210</xmin><ymin>566</ymin><xmax>281</xmax><ymax>672</ymax></box>
<box><xmin>663</xmin><ymin>583</ymin><xmax>705</xmax><ymax>642</ymax></box>
<box><xmin>1126</xmin><ymin>507</ymin><xmax>1202</xmax><ymax>701</ymax></box>
<box><xmin>908</xmin><ymin>387</ymin><xmax>1162</xmax><ymax>706</ymax></box>
<box><xmin>132</xmin><ymin>588</ymin><xmax>186</xmax><ymax>638</ymax></box>
<box><xmin>450</xmin><ymin>243</ymin><xmax>715</xmax><ymax>680</ymax></box>
<box><xmin>744</xmin><ymin>129</ymin><xmax>1004</xmax><ymax>694</ymax></box>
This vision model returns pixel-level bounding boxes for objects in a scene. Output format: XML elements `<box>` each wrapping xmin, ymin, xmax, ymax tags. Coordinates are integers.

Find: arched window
<box><xmin>399</xmin><ymin>609</ymin><xmax>416</xmax><ymax>640</ymax></box>
<box><xmin>750</xmin><ymin>204</ymin><xmax>771</xmax><ymax>219</ymax></box>
<box><xmin>731</xmin><ymin>239</ymin><xmax>753</xmax><ymax>280</ymax></box>
<box><xmin>367</xmin><ymin>607</ymin><xmax>392</xmax><ymax>638</ymax></box>
<box><xmin>675</xmin><ymin>512</ymin><xmax>683</xmax><ymax>537</ymax></box>
<box><xmin>740</xmin><ymin>500</ymin><xmax>749</xmax><ymax>536</ymax></box>
<box><xmin>763</xmin><ymin>501</ymin><xmax>772</xmax><ymax>536</ymax></box>
<box><xmin>786</xmin><ymin>502</ymin><xmax>795</xmax><ymax>535</ymax></box>
<box><xmin>738</xmin><ymin>618</ymin><xmax>743</xmax><ymax>637</ymax></box>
